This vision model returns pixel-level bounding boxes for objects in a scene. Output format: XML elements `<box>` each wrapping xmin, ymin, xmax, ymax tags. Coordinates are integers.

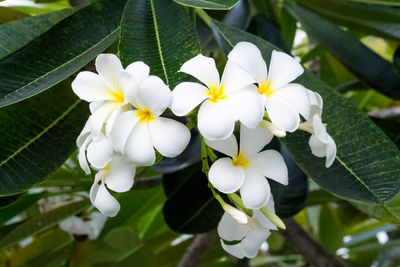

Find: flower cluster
<box><xmin>72</xmin><ymin>41</ymin><xmax>336</xmax><ymax>258</ymax></box>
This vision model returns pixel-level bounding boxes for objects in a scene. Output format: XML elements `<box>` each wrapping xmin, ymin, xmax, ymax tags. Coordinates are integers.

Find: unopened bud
<box><xmin>223</xmin><ymin>204</ymin><xmax>248</xmax><ymax>224</ymax></box>
<box><xmin>259</xmin><ymin>120</ymin><xmax>286</xmax><ymax>138</ymax></box>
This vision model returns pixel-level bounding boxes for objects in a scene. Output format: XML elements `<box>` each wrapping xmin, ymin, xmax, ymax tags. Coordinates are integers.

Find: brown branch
<box><xmin>177</xmin><ymin>231</ymin><xmax>217</xmax><ymax>267</ymax></box>
<box><xmin>279</xmin><ymin>218</ymin><xmax>348</xmax><ymax>267</ymax></box>
<box><xmin>132</xmin><ymin>176</ymin><xmax>162</xmax><ymax>190</ymax></box>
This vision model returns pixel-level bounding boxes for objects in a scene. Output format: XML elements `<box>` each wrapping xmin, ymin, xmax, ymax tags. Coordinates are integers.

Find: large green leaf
<box><xmin>296</xmin><ymin>0</ymin><xmax>400</xmax><ymax>41</ymax></box>
<box><xmin>0</xmin><ymin>7</ymin><xmax>78</xmax><ymax>60</ymax></box>
<box><xmin>348</xmin><ymin>0</ymin><xmax>400</xmax><ymax>6</ymax></box>
<box><xmin>119</xmin><ymin>0</ymin><xmax>200</xmax><ymax>88</ymax></box>
<box><xmin>0</xmin><ymin>0</ymin><xmax>126</xmax><ymax>108</ymax></box>
<box><xmin>0</xmin><ymin>200</ymin><xmax>89</xmax><ymax>250</ymax></box>
<box><xmin>285</xmin><ymin>4</ymin><xmax>400</xmax><ymax>100</ymax></box>
<box><xmin>173</xmin><ymin>0</ymin><xmax>239</xmax><ymax>10</ymax></box>
<box><xmin>162</xmin><ymin>162</ymin><xmax>224</xmax><ymax>234</ymax></box>
<box><xmin>212</xmin><ymin>21</ymin><xmax>400</xmax><ymax>223</ymax></box>
<box><xmin>0</xmin><ymin>80</ymin><xmax>89</xmax><ymax>196</ymax></box>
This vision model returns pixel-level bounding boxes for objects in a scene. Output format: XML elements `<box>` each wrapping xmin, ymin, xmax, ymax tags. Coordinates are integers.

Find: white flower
<box><xmin>206</xmin><ymin>125</ymin><xmax>288</xmax><ymax>209</ymax></box>
<box><xmin>306</xmin><ymin>90</ymin><xmax>336</xmax><ymax>168</ymax></box>
<box><xmin>228</xmin><ymin>42</ymin><xmax>311</xmax><ymax>132</ymax></box>
<box><xmin>170</xmin><ymin>54</ymin><xmax>264</xmax><ymax>140</ymax></box>
<box><xmin>59</xmin><ymin>212</ymin><xmax>106</xmax><ymax>240</ymax></box>
<box><xmin>76</xmin><ymin>116</ymin><xmax>113</xmax><ymax>174</ymax></box>
<box><xmin>218</xmin><ymin>197</ymin><xmax>277</xmax><ymax>259</ymax></box>
<box><xmin>110</xmin><ymin>75</ymin><xmax>191</xmax><ymax>166</ymax></box>
<box><xmin>72</xmin><ymin>54</ymin><xmax>150</xmax><ymax>136</ymax></box>
<box><xmin>90</xmin><ymin>155</ymin><xmax>136</xmax><ymax>217</ymax></box>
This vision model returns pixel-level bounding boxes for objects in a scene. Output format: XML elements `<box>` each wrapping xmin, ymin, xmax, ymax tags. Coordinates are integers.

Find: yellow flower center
<box><xmin>207</xmin><ymin>84</ymin><xmax>226</xmax><ymax>103</ymax></box>
<box><xmin>137</xmin><ymin>107</ymin><xmax>155</xmax><ymax>124</ymax></box>
<box><xmin>111</xmin><ymin>90</ymin><xmax>125</xmax><ymax>103</ymax></box>
<box><xmin>258</xmin><ymin>80</ymin><xmax>275</xmax><ymax>98</ymax></box>
<box><xmin>232</xmin><ymin>153</ymin><xmax>250</xmax><ymax>169</ymax></box>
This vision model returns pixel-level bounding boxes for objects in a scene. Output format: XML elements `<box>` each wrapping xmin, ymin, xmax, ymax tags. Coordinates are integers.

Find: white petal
<box><xmin>94</xmin><ymin>183</ymin><xmax>120</xmax><ymax>217</ymax></box>
<box><xmin>72</xmin><ymin>72</ymin><xmax>114</xmax><ymax>102</ymax></box>
<box><xmin>204</xmin><ymin>134</ymin><xmax>238</xmax><ymax>157</ymax></box>
<box><xmin>209</xmin><ymin>158</ymin><xmax>245</xmax><ymax>194</ymax></box>
<box><xmin>197</xmin><ymin>100</ymin><xmax>235</xmax><ymax>140</ymax></box>
<box><xmin>104</xmin><ymin>106</ymin><xmax>122</xmax><ymax>136</ymax></box>
<box><xmin>110</xmin><ymin>110</ymin><xmax>140</xmax><ymax>153</ymax></box>
<box><xmin>86</xmin><ymin>135</ymin><xmax>113</xmax><ymax>169</ymax></box>
<box><xmin>268</xmin><ymin>50</ymin><xmax>304</xmax><ymax>89</ymax></box>
<box><xmin>116</xmin><ymin>70</ymin><xmax>138</xmax><ymax>104</ymax></box>
<box><xmin>179</xmin><ymin>54</ymin><xmax>220</xmax><ymax>88</ymax></box>
<box><xmin>105</xmin><ymin>155</ymin><xmax>136</xmax><ymax>192</ymax></box>
<box><xmin>217</xmin><ymin>212</ymin><xmax>248</xmax><ymax>241</ymax></box>
<box><xmin>78</xmin><ymin>135</ymin><xmax>92</xmax><ymax>175</ymax></box>
<box><xmin>325</xmin><ymin>136</ymin><xmax>337</xmax><ymax>168</ymax></box>
<box><xmin>227</xmin><ymin>41</ymin><xmax>267</xmax><ymax>83</ymax></box>
<box><xmin>274</xmin><ymin>84</ymin><xmax>310</xmax><ymax>119</ymax></box>
<box><xmin>249</xmin><ymin>150</ymin><xmax>288</xmax><ymax>185</ymax></box>
<box><xmin>88</xmin><ymin>212</ymin><xmax>107</xmax><ymax>239</ymax></box>
<box><xmin>240</xmin><ymin>125</ymin><xmax>273</xmax><ymax>157</ymax></box>
<box><xmin>240</xmin><ymin>170</ymin><xmax>270</xmax><ymax>209</ymax></box>
<box><xmin>125</xmin><ymin>61</ymin><xmax>150</xmax><ymax>84</ymax></box>
<box><xmin>89</xmin><ymin>101</ymin><xmax>119</xmax><ymax>136</ymax></box>
<box><xmin>90</xmin><ymin>171</ymin><xmax>103</xmax><ymax>205</ymax></box>
<box><xmin>312</xmin><ymin>114</ymin><xmax>330</xmax><ymax>144</ymax></box>
<box><xmin>170</xmin><ymin>82</ymin><xmax>209</xmax><ymax>116</ymax></box>
<box><xmin>149</xmin><ymin>117</ymin><xmax>190</xmax><ymax>158</ymax></box>
<box><xmin>136</xmin><ymin>76</ymin><xmax>171</xmax><ymax>116</ymax></box>
<box><xmin>221</xmin><ymin>60</ymin><xmax>257</xmax><ymax>95</ymax></box>
<box><xmin>307</xmin><ymin>89</ymin><xmax>323</xmax><ymax>110</ymax></box>
<box><xmin>89</xmin><ymin>101</ymin><xmax>104</xmax><ymax>114</ymax></box>
<box><xmin>240</xmin><ymin>229</ymin><xmax>270</xmax><ymax>258</ymax></box>
<box><xmin>95</xmin><ymin>54</ymin><xmax>123</xmax><ymax>90</ymax></box>
<box><xmin>266</xmin><ymin>97</ymin><xmax>300</xmax><ymax>132</ymax></box>
<box><xmin>76</xmin><ymin>118</ymin><xmax>91</xmax><ymax>148</ymax></box>
<box><xmin>309</xmin><ymin>135</ymin><xmax>327</xmax><ymax>158</ymax></box>
<box><xmin>124</xmin><ymin>122</ymin><xmax>155</xmax><ymax>166</ymax></box>
<box><xmin>221</xmin><ymin>240</ymin><xmax>245</xmax><ymax>259</ymax></box>
<box><xmin>226</xmin><ymin>87</ymin><xmax>264</xmax><ymax>129</ymax></box>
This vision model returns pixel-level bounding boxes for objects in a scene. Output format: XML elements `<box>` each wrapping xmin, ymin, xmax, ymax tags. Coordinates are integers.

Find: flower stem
<box><xmin>195</xmin><ymin>8</ymin><xmax>212</xmax><ymax>27</ymax></box>
<box><xmin>228</xmin><ymin>193</ymin><xmax>253</xmax><ymax>216</ymax></box>
<box><xmin>260</xmin><ymin>206</ymin><xmax>286</xmax><ymax>230</ymax></box>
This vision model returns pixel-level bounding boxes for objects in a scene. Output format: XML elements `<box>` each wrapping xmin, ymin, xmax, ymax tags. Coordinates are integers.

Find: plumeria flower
<box><xmin>72</xmin><ymin>54</ymin><xmax>150</xmax><ymax>136</ymax></box>
<box><xmin>59</xmin><ymin>212</ymin><xmax>106</xmax><ymax>240</ymax></box>
<box><xmin>306</xmin><ymin>90</ymin><xmax>336</xmax><ymax>168</ymax></box>
<box><xmin>90</xmin><ymin>155</ymin><xmax>136</xmax><ymax>217</ymax></box>
<box><xmin>218</xmin><ymin>197</ymin><xmax>277</xmax><ymax>259</ymax></box>
<box><xmin>76</xmin><ymin>116</ymin><xmax>113</xmax><ymax>174</ymax></box>
<box><xmin>170</xmin><ymin>54</ymin><xmax>264</xmax><ymax>140</ymax></box>
<box><xmin>228</xmin><ymin>42</ymin><xmax>311</xmax><ymax>132</ymax></box>
<box><xmin>110</xmin><ymin>75</ymin><xmax>191</xmax><ymax>166</ymax></box>
<box><xmin>206</xmin><ymin>125</ymin><xmax>288</xmax><ymax>209</ymax></box>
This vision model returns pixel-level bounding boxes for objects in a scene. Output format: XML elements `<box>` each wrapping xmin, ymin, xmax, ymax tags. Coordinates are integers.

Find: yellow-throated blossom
<box><xmin>206</xmin><ymin>125</ymin><xmax>288</xmax><ymax>209</ymax></box>
<box><xmin>59</xmin><ymin>212</ymin><xmax>106</xmax><ymax>240</ymax></box>
<box><xmin>110</xmin><ymin>76</ymin><xmax>191</xmax><ymax>166</ymax></box>
<box><xmin>170</xmin><ymin>54</ymin><xmax>264</xmax><ymax>140</ymax></box>
<box><xmin>228</xmin><ymin>42</ymin><xmax>311</xmax><ymax>132</ymax></box>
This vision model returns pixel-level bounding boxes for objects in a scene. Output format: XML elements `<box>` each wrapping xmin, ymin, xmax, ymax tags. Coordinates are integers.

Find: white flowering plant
<box><xmin>1</xmin><ymin>0</ymin><xmax>400</xmax><ymax>266</ymax></box>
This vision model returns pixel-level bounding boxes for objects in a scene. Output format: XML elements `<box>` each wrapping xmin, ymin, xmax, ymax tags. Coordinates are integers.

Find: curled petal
<box><xmin>266</xmin><ymin>97</ymin><xmax>300</xmax><ymax>132</ymax></box>
<box><xmin>249</xmin><ymin>150</ymin><xmax>288</xmax><ymax>185</ymax></box>
<box><xmin>76</xmin><ymin>119</ymin><xmax>91</xmax><ymax>148</ymax></box>
<box><xmin>93</xmin><ymin>182</ymin><xmax>120</xmax><ymax>217</ymax></box>
<box><xmin>274</xmin><ymin>84</ymin><xmax>310</xmax><ymax>119</ymax></box>
<box><xmin>124</xmin><ymin>123</ymin><xmax>155</xmax><ymax>166</ymax></box>
<box><xmin>240</xmin><ymin>125</ymin><xmax>273</xmax><ymax>157</ymax></box>
<box><xmin>240</xmin><ymin>170</ymin><xmax>270</xmax><ymax>209</ymax></box>
<box><xmin>325</xmin><ymin>137</ymin><xmax>337</xmax><ymax>168</ymax></box>
<box><xmin>198</xmin><ymin>100</ymin><xmax>235</xmax><ymax>140</ymax></box>
<box><xmin>312</xmin><ymin>114</ymin><xmax>330</xmax><ymax>144</ymax></box>
<box><xmin>78</xmin><ymin>135</ymin><xmax>92</xmax><ymax>175</ymax></box>
<box><xmin>106</xmin><ymin>155</ymin><xmax>136</xmax><ymax>193</ymax></box>
<box><xmin>240</xmin><ymin>229</ymin><xmax>270</xmax><ymax>258</ymax></box>
<box><xmin>209</xmin><ymin>158</ymin><xmax>245</xmax><ymax>194</ymax></box>
<box><xmin>86</xmin><ymin>135</ymin><xmax>113</xmax><ymax>169</ymax></box>
<box><xmin>136</xmin><ymin>76</ymin><xmax>171</xmax><ymax>116</ymax></box>
<box><xmin>309</xmin><ymin>135</ymin><xmax>327</xmax><ymax>158</ymax></box>
<box><xmin>268</xmin><ymin>50</ymin><xmax>303</xmax><ymax>89</ymax></box>
<box><xmin>125</xmin><ymin>61</ymin><xmax>150</xmax><ymax>84</ymax></box>
<box><xmin>227</xmin><ymin>41</ymin><xmax>267</xmax><ymax>83</ymax></box>
<box><xmin>72</xmin><ymin>72</ymin><xmax>114</xmax><ymax>102</ymax></box>
<box><xmin>149</xmin><ymin>117</ymin><xmax>191</xmax><ymax>158</ymax></box>
<box><xmin>179</xmin><ymin>54</ymin><xmax>220</xmax><ymax>88</ymax></box>
<box><xmin>218</xmin><ymin>212</ymin><xmax>248</xmax><ymax>242</ymax></box>
<box><xmin>205</xmin><ymin>134</ymin><xmax>238</xmax><ymax>158</ymax></box>
<box><xmin>95</xmin><ymin>54</ymin><xmax>123</xmax><ymax>90</ymax></box>
<box><xmin>220</xmin><ymin>240</ymin><xmax>245</xmax><ymax>259</ymax></box>
<box><xmin>170</xmin><ymin>82</ymin><xmax>209</xmax><ymax>116</ymax></box>
<box><xmin>89</xmin><ymin>101</ymin><xmax>119</xmax><ymax>136</ymax></box>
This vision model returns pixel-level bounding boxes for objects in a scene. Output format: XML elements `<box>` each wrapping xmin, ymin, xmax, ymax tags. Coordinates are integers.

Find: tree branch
<box><xmin>177</xmin><ymin>231</ymin><xmax>217</xmax><ymax>267</ymax></box>
<box><xmin>280</xmin><ymin>218</ymin><xmax>348</xmax><ymax>267</ymax></box>
<box><xmin>132</xmin><ymin>176</ymin><xmax>162</xmax><ymax>190</ymax></box>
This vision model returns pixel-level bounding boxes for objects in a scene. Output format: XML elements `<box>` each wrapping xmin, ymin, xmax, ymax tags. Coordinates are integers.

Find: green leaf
<box><xmin>0</xmin><ymin>0</ymin><xmax>126</xmax><ymax>108</ymax></box>
<box><xmin>0</xmin><ymin>7</ymin><xmax>78</xmax><ymax>60</ymax></box>
<box><xmin>162</xmin><ymin>162</ymin><xmax>224</xmax><ymax>234</ymax></box>
<box><xmin>119</xmin><ymin>0</ymin><xmax>200</xmax><ymax>88</ymax></box>
<box><xmin>0</xmin><ymin>200</ymin><xmax>89</xmax><ymax>250</ymax></box>
<box><xmin>296</xmin><ymin>0</ymin><xmax>400</xmax><ymax>41</ymax></box>
<box><xmin>285</xmin><ymin>4</ymin><xmax>400</xmax><ymax>100</ymax></box>
<box><xmin>319</xmin><ymin>204</ymin><xmax>343</xmax><ymax>252</ymax></box>
<box><xmin>173</xmin><ymin>0</ymin><xmax>239</xmax><ymax>10</ymax></box>
<box><xmin>212</xmin><ymin>21</ymin><xmax>400</xmax><ymax>223</ymax></box>
<box><xmin>0</xmin><ymin>7</ymin><xmax>28</xmax><ymax>24</ymax></box>
<box><xmin>348</xmin><ymin>0</ymin><xmax>400</xmax><ymax>6</ymax></box>
<box><xmin>394</xmin><ymin>46</ymin><xmax>400</xmax><ymax>74</ymax></box>
<box><xmin>0</xmin><ymin>194</ymin><xmax>46</xmax><ymax>224</ymax></box>
<box><xmin>0</xmin><ymin>80</ymin><xmax>89</xmax><ymax>196</ymax></box>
